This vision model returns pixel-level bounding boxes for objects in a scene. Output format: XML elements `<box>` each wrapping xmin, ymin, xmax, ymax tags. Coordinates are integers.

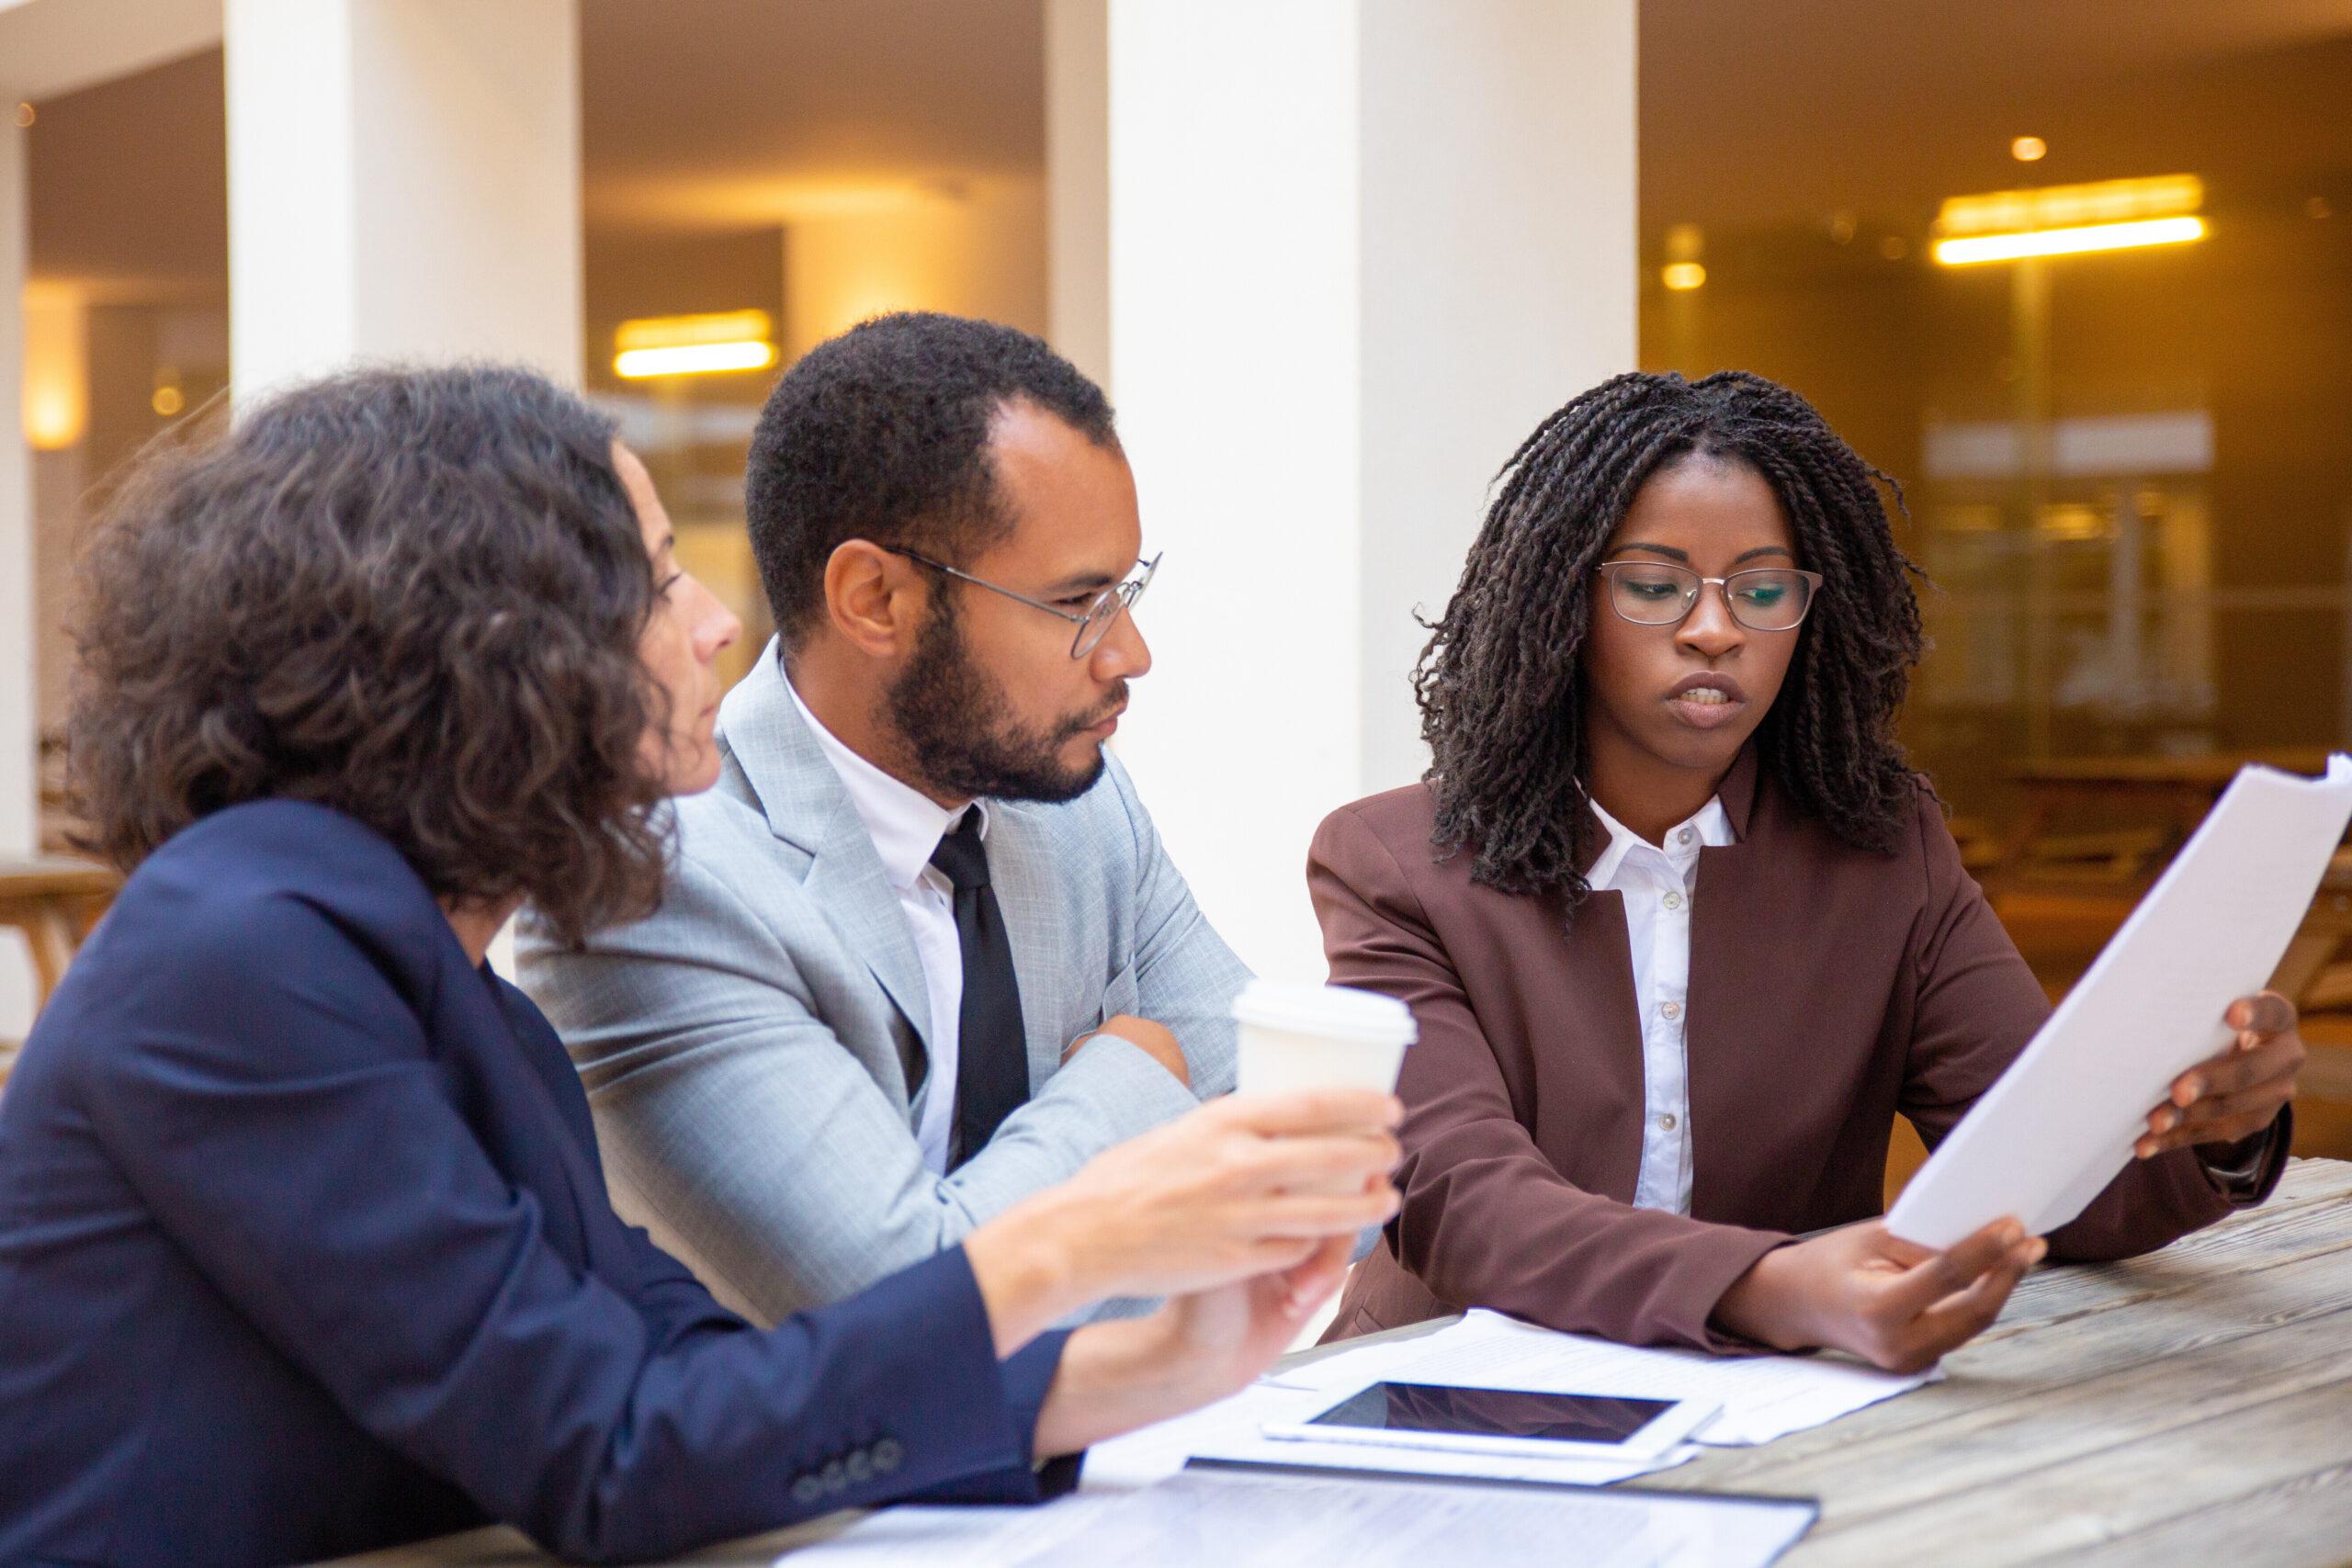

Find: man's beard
<box><xmin>886</xmin><ymin>600</ymin><xmax>1124</xmax><ymax>804</ymax></box>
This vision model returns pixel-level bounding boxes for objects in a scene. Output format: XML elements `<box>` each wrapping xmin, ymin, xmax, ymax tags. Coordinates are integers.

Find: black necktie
<box><xmin>930</xmin><ymin>813</ymin><xmax>1030</xmax><ymax>1168</ymax></box>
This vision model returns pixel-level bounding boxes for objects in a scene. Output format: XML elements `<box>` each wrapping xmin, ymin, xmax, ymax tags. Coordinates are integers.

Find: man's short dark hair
<box><xmin>744</xmin><ymin>311</ymin><xmax>1118</xmax><ymax>641</ymax></box>
<box><xmin>69</xmin><ymin>363</ymin><xmax>672</xmax><ymax>946</ymax></box>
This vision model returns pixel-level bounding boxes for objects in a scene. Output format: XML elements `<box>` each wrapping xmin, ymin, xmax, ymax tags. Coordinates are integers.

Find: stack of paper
<box><xmin>782</xmin><ymin>1469</ymin><xmax>1816</xmax><ymax>1568</ymax></box>
<box><xmin>1890</xmin><ymin>754</ymin><xmax>2352</xmax><ymax>1247</ymax></box>
<box><xmin>1083</xmin><ymin>1308</ymin><xmax>1935</xmax><ymax>1490</ymax></box>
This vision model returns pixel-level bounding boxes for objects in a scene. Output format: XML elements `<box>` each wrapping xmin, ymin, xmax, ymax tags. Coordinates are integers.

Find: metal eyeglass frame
<box><xmin>1594</xmin><ymin>559</ymin><xmax>1826</xmax><ymax>632</ymax></box>
<box><xmin>886</xmin><ymin>547</ymin><xmax>1161</xmax><ymax>658</ymax></box>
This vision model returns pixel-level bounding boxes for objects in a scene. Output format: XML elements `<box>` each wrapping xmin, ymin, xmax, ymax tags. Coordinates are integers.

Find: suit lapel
<box><xmin>715</xmin><ymin>640</ymin><xmax>935</xmax><ymax>1062</ymax></box>
<box><xmin>1553</xmin><ymin>884</ymin><xmax>1651</xmax><ymax>1201</ymax></box>
<box><xmin>439</xmin><ymin>953</ymin><xmax>604</xmax><ymax>1266</ymax></box>
<box><xmin>1683</xmin><ymin>748</ymin><xmax>1779</xmax><ymax>1221</ymax></box>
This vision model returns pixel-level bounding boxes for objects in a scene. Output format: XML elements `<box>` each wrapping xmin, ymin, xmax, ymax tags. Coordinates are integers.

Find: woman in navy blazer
<box><xmin>0</xmin><ymin>367</ymin><xmax>1400</xmax><ymax>1567</ymax></box>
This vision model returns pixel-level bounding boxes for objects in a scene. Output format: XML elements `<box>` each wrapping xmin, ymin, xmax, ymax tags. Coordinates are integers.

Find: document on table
<box><xmin>779</xmin><ymin>1469</ymin><xmax>1816</xmax><ymax>1568</ymax></box>
<box><xmin>1258</xmin><ymin>1308</ymin><xmax>1934</xmax><ymax>1448</ymax></box>
<box><xmin>1079</xmin><ymin>1308</ymin><xmax>1934</xmax><ymax>1493</ymax></box>
<box><xmin>1888</xmin><ymin>754</ymin><xmax>2352</xmax><ymax>1249</ymax></box>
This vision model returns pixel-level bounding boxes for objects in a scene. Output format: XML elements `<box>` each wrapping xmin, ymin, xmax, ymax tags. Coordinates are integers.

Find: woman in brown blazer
<box><xmin>1312</xmin><ymin>371</ymin><xmax>2303</xmax><ymax>1371</ymax></box>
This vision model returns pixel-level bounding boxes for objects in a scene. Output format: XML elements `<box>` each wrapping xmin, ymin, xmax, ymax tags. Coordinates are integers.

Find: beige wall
<box><xmin>782</xmin><ymin>175</ymin><xmax>1049</xmax><ymax>362</ymax></box>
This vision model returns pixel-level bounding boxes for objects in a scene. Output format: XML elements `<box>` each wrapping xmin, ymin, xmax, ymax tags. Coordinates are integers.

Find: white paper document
<box><xmin>1888</xmin><ymin>755</ymin><xmax>2352</xmax><ymax>1248</ymax></box>
<box><xmin>1261</xmin><ymin>1309</ymin><xmax>1935</xmax><ymax>1448</ymax></box>
<box><xmin>780</xmin><ymin>1469</ymin><xmax>1815</xmax><ymax>1568</ymax></box>
<box><xmin>1079</xmin><ymin>1308</ymin><xmax>1932</xmax><ymax>1494</ymax></box>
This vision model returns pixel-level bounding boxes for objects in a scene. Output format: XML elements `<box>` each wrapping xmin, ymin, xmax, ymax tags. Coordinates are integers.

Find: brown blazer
<box><xmin>1312</xmin><ymin>750</ymin><xmax>2287</xmax><ymax>1351</ymax></box>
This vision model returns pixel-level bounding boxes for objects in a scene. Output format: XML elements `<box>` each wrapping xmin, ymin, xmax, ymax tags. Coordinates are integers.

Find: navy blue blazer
<box><xmin>0</xmin><ymin>801</ymin><xmax>1069</xmax><ymax>1567</ymax></box>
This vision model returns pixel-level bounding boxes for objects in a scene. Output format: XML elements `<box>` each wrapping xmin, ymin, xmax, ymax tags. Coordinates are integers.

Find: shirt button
<box><xmin>846</xmin><ymin>1450</ymin><xmax>874</xmax><ymax>1483</ymax></box>
<box><xmin>1661</xmin><ymin>1001</ymin><xmax>1682</xmax><ymax>1021</ymax></box>
<box><xmin>1677</xmin><ymin>827</ymin><xmax>1695</xmax><ymax>846</ymax></box>
<box><xmin>791</xmin><ymin>1475</ymin><xmax>826</xmax><ymax>1506</ymax></box>
<box><xmin>822</xmin><ymin>1461</ymin><xmax>848</xmax><ymax>1493</ymax></box>
<box><xmin>873</xmin><ymin>1438</ymin><xmax>904</xmax><ymax>1472</ymax></box>
<box><xmin>1662</xmin><ymin>891</ymin><xmax>1683</xmax><ymax>911</ymax></box>
<box><xmin>1658</xmin><ymin>1112</ymin><xmax>1679</xmax><ymax>1131</ymax></box>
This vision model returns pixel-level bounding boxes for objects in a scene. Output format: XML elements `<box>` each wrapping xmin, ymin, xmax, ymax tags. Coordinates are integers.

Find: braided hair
<box><xmin>1413</xmin><ymin>369</ymin><xmax>1925</xmax><ymax>915</ymax></box>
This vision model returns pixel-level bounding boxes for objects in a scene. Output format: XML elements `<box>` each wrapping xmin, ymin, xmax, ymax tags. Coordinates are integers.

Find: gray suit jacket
<box><xmin>519</xmin><ymin>642</ymin><xmax>1245</xmax><ymax>1325</ymax></box>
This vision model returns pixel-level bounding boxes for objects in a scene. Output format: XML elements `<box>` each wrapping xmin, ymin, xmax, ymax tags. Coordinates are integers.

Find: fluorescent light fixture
<box><xmin>1938</xmin><ymin>175</ymin><xmax>2201</xmax><ymax>237</ymax></box>
<box><xmin>1933</xmin><ymin>216</ymin><xmax>2206</xmax><ymax>265</ymax></box>
<box><xmin>613</xmin><ymin>310</ymin><xmax>777</xmax><ymax>378</ymax></box>
<box><xmin>615</xmin><ymin>341</ymin><xmax>778</xmax><ymax>378</ymax></box>
<box><xmin>1660</xmin><ymin>262</ymin><xmax>1707</xmax><ymax>290</ymax></box>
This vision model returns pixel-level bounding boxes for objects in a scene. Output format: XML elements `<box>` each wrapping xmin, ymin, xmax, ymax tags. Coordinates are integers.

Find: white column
<box><xmin>1095</xmin><ymin>0</ymin><xmax>1636</xmax><ymax>979</ymax></box>
<box><xmin>1044</xmin><ymin>0</ymin><xmax>1111</xmax><ymax>389</ymax></box>
<box><xmin>225</xmin><ymin>0</ymin><xmax>583</xmax><ymax>398</ymax></box>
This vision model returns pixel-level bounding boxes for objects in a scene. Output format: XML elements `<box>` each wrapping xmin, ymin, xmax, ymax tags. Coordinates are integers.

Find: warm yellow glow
<box><xmin>1933</xmin><ymin>216</ymin><xmax>2207</xmax><ymax>265</ymax></box>
<box><xmin>152</xmin><ymin>385</ymin><xmax>185</xmax><ymax>417</ymax></box>
<box><xmin>22</xmin><ymin>288</ymin><xmax>86</xmax><ymax>450</ymax></box>
<box><xmin>1660</xmin><ymin>262</ymin><xmax>1707</xmax><ymax>291</ymax></box>
<box><xmin>2009</xmin><ymin>136</ymin><xmax>2047</xmax><ymax>163</ymax></box>
<box><xmin>1937</xmin><ymin>175</ymin><xmax>2201</xmax><ymax>238</ymax></box>
<box><xmin>615</xmin><ymin>310</ymin><xmax>772</xmax><ymax>353</ymax></box>
<box><xmin>614</xmin><ymin>341</ymin><xmax>779</xmax><ymax>378</ymax></box>
<box><xmin>1664</xmin><ymin>223</ymin><xmax>1704</xmax><ymax>264</ymax></box>
<box><xmin>612</xmin><ymin>310</ymin><xmax>776</xmax><ymax>379</ymax></box>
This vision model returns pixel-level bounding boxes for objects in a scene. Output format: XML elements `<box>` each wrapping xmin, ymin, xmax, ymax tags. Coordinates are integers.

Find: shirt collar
<box><xmin>1585</xmin><ymin>794</ymin><xmax>1735</xmax><ymax>891</ymax></box>
<box><xmin>786</xmin><ymin>675</ymin><xmax>986</xmax><ymax>893</ymax></box>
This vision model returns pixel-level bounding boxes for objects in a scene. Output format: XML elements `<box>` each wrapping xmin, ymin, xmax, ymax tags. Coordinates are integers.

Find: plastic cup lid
<box><xmin>1230</xmin><ymin>978</ymin><xmax>1417</xmax><ymax>1047</ymax></box>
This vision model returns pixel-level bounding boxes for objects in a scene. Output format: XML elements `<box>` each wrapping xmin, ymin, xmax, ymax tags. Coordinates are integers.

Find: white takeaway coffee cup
<box><xmin>1232</xmin><ymin>978</ymin><xmax>1418</xmax><ymax>1099</ymax></box>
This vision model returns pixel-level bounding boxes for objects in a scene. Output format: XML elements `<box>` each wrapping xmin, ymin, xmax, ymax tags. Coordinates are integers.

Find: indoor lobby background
<box><xmin>6</xmin><ymin>0</ymin><xmax>2351</xmax><ymax>1185</ymax></box>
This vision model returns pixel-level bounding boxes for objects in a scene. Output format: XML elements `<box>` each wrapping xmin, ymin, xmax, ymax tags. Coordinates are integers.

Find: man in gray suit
<box><xmin>521</xmin><ymin>312</ymin><xmax>1245</xmax><ymax>1325</ymax></box>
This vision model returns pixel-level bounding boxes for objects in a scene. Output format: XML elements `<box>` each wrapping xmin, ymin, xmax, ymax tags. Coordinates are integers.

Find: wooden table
<box><xmin>327</xmin><ymin>1158</ymin><xmax>2352</xmax><ymax>1567</ymax></box>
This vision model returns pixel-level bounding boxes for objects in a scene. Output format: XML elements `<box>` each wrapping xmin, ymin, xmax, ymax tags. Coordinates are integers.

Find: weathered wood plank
<box><xmin>1669</xmin><ymin>1207</ymin><xmax>2352</xmax><ymax>1487</ymax></box>
<box><xmin>1993</xmin><ymin>1172</ymin><xmax>2352</xmax><ymax>1332</ymax></box>
<box><xmin>1736</xmin><ymin>1301</ymin><xmax>2352</xmax><ymax>1527</ymax></box>
<box><xmin>2032</xmin><ymin>1460</ymin><xmax>2352</xmax><ymax>1568</ymax></box>
<box><xmin>1778</xmin><ymin>1375</ymin><xmax>2352</xmax><ymax>1566</ymax></box>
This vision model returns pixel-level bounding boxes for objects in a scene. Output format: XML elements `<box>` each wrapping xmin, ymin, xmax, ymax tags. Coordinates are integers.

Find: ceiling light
<box><xmin>1660</xmin><ymin>262</ymin><xmax>1706</xmax><ymax>291</ymax></box>
<box><xmin>1934</xmin><ymin>215</ymin><xmax>2205</xmax><ymax>265</ymax></box>
<box><xmin>615</xmin><ymin>342</ymin><xmax>777</xmax><ymax>378</ymax></box>
<box><xmin>2010</xmin><ymin>136</ymin><xmax>2047</xmax><ymax>163</ymax></box>
<box><xmin>613</xmin><ymin>310</ymin><xmax>777</xmax><ymax>379</ymax></box>
<box><xmin>1938</xmin><ymin>175</ymin><xmax>2201</xmax><ymax>238</ymax></box>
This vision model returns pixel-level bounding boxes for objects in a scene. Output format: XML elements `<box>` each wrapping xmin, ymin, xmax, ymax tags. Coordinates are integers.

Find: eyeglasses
<box><xmin>1595</xmin><ymin>560</ymin><xmax>1825</xmax><ymax>632</ymax></box>
<box><xmin>887</xmin><ymin>547</ymin><xmax>1161</xmax><ymax>659</ymax></box>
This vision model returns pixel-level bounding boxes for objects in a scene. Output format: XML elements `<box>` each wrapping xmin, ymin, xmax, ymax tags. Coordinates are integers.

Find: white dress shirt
<box><xmin>786</xmin><ymin>678</ymin><xmax>985</xmax><ymax>1176</ymax></box>
<box><xmin>1585</xmin><ymin>794</ymin><xmax>1737</xmax><ymax>1216</ymax></box>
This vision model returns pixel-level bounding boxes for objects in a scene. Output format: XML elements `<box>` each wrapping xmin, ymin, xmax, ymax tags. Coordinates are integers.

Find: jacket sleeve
<box><xmin>1895</xmin><ymin>790</ymin><xmax>2285</xmax><ymax>1262</ymax></box>
<box><xmin>1103</xmin><ymin>754</ymin><xmax>1250</xmax><ymax>1097</ymax></box>
<box><xmin>77</xmin><ymin>892</ymin><xmax>1063</xmax><ymax>1564</ymax></box>
<box><xmin>1310</xmin><ymin>807</ymin><xmax>1788</xmax><ymax>1352</ymax></box>
<box><xmin>521</xmin><ymin>831</ymin><xmax>1196</xmax><ymax>1326</ymax></box>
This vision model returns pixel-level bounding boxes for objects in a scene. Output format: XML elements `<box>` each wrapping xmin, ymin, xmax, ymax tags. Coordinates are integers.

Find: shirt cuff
<box><xmin>2198</xmin><ymin>1105</ymin><xmax>2292</xmax><ymax>1203</ymax></box>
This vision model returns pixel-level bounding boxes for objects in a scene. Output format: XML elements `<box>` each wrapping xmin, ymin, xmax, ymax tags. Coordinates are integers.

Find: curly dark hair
<box><xmin>68</xmin><ymin>363</ymin><xmax>671</xmax><ymax>945</ymax></box>
<box><xmin>1415</xmin><ymin>369</ymin><xmax>1926</xmax><ymax>914</ymax></box>
<box><xmin>744</xmin><ymin>310</ymin><xmax>1118</xmax><ymax>640</ymax></box>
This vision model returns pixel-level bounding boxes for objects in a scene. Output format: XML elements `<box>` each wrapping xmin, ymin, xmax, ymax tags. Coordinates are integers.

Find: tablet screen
<box><xmin>1305</xmin><ymin>1382</ymin><xmax>1677</xmax><ymax>1447</ymax></box>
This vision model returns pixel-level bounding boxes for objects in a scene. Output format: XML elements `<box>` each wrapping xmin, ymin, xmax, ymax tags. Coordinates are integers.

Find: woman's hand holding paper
<box><xmin>2133</xmin><ymin>989</ymin><xmax>2303</xmax><ymax>1159</ymax></box>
